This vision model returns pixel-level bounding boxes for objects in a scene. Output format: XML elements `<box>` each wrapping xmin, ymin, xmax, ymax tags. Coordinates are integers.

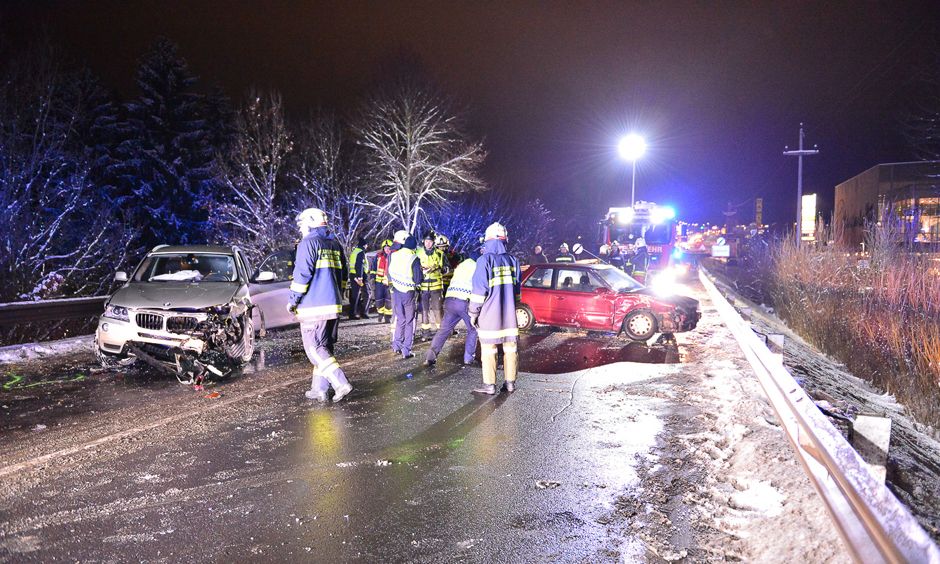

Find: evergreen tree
<box><xmin>125</xmin><ymin>38</ymin><xmax>217</xmax><ymax>248</ymax></box>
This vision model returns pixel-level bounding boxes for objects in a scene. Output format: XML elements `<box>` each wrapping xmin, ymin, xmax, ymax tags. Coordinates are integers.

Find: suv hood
<box><xmin>108</xmin><ymin>282</ymin><xmax>240</xmax><ymax>310</ymax></box>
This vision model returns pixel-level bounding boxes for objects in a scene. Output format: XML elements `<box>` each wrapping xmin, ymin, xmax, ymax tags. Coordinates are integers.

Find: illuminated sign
<box><xmin>801</xmin><ymin>193</ymin><xmax>816</xmax><ymax>241</ymax></box>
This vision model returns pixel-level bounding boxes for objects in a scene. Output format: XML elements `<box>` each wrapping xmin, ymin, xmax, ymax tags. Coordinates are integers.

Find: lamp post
<box><xmin>618</xmin><ymin>134</ymin><xmax>646</xmax><ymax>207</ymax></box>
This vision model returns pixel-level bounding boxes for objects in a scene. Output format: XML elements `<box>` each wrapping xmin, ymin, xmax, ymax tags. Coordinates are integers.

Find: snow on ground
<box><xmin>0</xmin><ymin>335</ymin><xmax>94</xmax><ymax>365</ymax></box>
<box><xmin>633</xmin><ymin>280</ymin><xmax>851</xmax><ymax>562</ymax></box>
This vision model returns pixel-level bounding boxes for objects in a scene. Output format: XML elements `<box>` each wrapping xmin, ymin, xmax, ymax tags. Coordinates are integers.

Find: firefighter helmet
<box><xmin>380</xmin><ymin>238</ymin><xmax>393</xmax><ymax>249</ymax></box>
<box><xmin>393</xmin><ymin>230</ymin><xmax>409</xmax><ymax>244</ymax></box>
<box><xmin>295</xmin><ymin>208</ymin><xmax>328</xmax><ymax>228</ymax></box>
<box><xmin>484</xmin><ymin>222</ymin><xmax>508</xmax><ymax>241</ymax></box>
<box><xmin>435</xmin><ymin>234</ymin><xmax>450</xmax><ymax>248</ymax></box>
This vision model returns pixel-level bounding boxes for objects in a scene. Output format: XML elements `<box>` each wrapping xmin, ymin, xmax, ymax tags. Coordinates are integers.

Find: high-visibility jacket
<box><xmin>388</xmin><ymin>247</ymin><xmax>424</xmax><ymax>293</ymax></box>
<box><xmin>288</xmin><ymin>227</ymin><xmax>348</xmax><ymax>321</ymax></box>
<box><xmin>417</xmin><ymin>247</ymin><xmax>444</xmax><ymax>291</ymax></box>
<box><xmin>444</xmin><ymin>257</ymin><xmax>476</xmax><ymax>300</ymax></box>
<box><xmin>348</xmin><ymin>246</ymin><xmax>368</xmax><ymax>278</ymax></box>
<box><xmin>469</xmin><ymin>239</ymin><xmax>521</xmax><ymax>344</ymax></box>
<box><xmin>375</xmin><ymin>251</ymin><xmax>390</xmax><ymax>285</ymax></box>
<box><xmin>554</xmin><ymin>253</ymin><xmax>575</xmax><ymax>263</ymax></box>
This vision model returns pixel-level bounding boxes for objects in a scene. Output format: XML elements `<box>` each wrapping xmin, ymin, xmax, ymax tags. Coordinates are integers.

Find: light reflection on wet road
<box><xmin>0</xmin><ymin>317</ymin><xmax>681</xmax><ymax>561</ymax></box>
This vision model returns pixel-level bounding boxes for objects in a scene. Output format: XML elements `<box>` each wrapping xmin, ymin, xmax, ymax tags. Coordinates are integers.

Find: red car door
<box><xmin>521</xmin><ymin>266</ymin><xmax>558</xmax><ymax>324</ymax></box>
<box><xmin>552</xmin><ymin>267</ymin><xmax>613</xmax><ymax>330</ymax></box>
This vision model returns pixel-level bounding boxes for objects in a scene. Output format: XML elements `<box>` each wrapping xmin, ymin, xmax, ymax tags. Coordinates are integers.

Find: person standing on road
<box><xmin>608</xmin><ymin>241</ymin><xmax>625</xmax><ymax>270</ymax></box>
<box><xmin>388</xmin><ymin>231</ymin><xmax>424</xmax><ymax>359</ymax></box>
<box><xmin>469</xmin><ymin>222</ymin><xmax>521</xmax><ymax>395</ymax></box>
<box><xmin>528</xmin><ymin>245</ymin><xmax>548</xmax><ymax>265</ymax></box>
<box><xmin>425</xmin><ymin>248</ymin><xmax>480</xmax><ymax>367</ymax></box>
<box><xmin>373</xmin><ymin>239</ymin><xmax>393</xmax><ymax>323</ymax></box>
<box><xmin>631</xmin><ymin>237</ymin><xmax>650</xmax><ymax>282</ymax></box>
<box><xmin>417</xmin><ymin>233</ymin><xmax>445</xmax><ymax>340</ymax></box>
<box><xmin>288</xmin><ymin>208</ymin><xmax>353</xmax><ymax>403</ymax></box>
<box><xmin>347</xmin><ymin>238</ymin><xmax>369</xmax><ymax>320</ymax></box>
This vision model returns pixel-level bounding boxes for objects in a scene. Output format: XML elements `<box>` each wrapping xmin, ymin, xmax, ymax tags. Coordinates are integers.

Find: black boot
<box><xmin>472</xmin><ymin>384</ymin><xmax>497</xmax><ymax>395</ymax></box>
<box><xmin>504</xmin><ymin>381</ymin><xmax>516</xmax><ymax>393</ymax></box>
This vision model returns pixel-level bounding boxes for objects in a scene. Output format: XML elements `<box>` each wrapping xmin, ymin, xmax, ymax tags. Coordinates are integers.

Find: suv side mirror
<box><xmin>254</xmin><ymin>271</ymin><xmax>276</xmax><ymax>283</ymax></box>
<box><xmin>114</xmin><ymin>271</ymin><xmax>128</xmax><ymax>283</ymax></box>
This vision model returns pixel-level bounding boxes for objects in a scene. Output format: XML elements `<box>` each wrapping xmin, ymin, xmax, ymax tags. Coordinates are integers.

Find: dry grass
<box><xmin>771</xmin><ymin>222</ymin><xmax>940</xmax><ymax>427</ymax></box>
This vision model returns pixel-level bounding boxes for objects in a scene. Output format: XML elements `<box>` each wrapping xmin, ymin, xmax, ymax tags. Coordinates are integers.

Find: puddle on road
<box><xmin>514</xmin><ymin>331</ymin><xmax>680</xmax><ymax>374</ymax></box>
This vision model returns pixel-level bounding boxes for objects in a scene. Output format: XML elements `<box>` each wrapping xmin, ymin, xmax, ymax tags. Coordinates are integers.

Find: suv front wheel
<box><xmin>225</xmin><ymin>314</ymin><xmax>255</xmax><ymax>364</ymax></box>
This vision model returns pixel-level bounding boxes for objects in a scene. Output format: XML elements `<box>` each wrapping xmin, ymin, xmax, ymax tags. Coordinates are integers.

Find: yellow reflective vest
<box><xmin>388</xmin><ymin>248</ymin><xmax>421</xmax><ymax>293</ymax></box>
<box><xmin>417</xmin><ymin>247</ymin><xmax>444</xmax><ymax>291</ymax></box>
<box><xmin>444</xmin><ymin>257</ymin><xmax>475</xmax><ymax>300</ymax></box>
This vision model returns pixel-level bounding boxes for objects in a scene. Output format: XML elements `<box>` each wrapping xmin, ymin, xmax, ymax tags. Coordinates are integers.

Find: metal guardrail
<box><xmin>699</xmin><ymin>267</ymin><xmax>940</xmax><ymax>563</ymax></box>
<box><xmin>0</xmin><ymin>296</ymin><xmax>106</xmax><ymax>327</ymax></box>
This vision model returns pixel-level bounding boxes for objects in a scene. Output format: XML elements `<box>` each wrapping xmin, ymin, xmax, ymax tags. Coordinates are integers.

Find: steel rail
<box><xmin>0</xmin><ymin>296</ymin><xmax>106</xmax><ymax>327</ymax></box>
<box><xmin>699</xmin><ymin>267</ymin><xmax>939</xmax><ymax>564</ymax></box>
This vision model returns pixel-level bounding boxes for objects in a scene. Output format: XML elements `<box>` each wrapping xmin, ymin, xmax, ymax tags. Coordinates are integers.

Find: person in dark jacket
<box><xmin>288</xmin><ymin>208</ymin><xmax>353</xmax><ymax>403</ymax></box>
<box><xmin>347</xmin><ymin>238</ymin><xmax>369</xmax><ymax>319</ymax></box>
<box><xmin>469</xmin><ymin>222</ymin><xmax>521</xmax><ymax>394</ymax></box>
<box><xmin>607</xmin><ymin>240</ymin><xmax>625</xmax><ymax>270</ymax></box>
<box><xmin>387</xmin><ymin>230</ymin><xmax>424</xmax><ymax>359</ymax></box>
<box><xmin>528</xmin><ymin>245</ymin><xmax>548</xmax><ymax>265</ymax></box>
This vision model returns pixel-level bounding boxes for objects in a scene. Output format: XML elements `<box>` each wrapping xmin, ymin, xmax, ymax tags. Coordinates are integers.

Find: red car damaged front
<box><xmin>516</xmin><ymin>263</ymin><xmax>700</xmax><ymax>341</ymax></box>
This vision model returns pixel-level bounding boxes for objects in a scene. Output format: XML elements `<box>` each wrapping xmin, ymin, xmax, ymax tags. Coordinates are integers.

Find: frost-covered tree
<box><xmin>290</xmin><ymin>112</ymin><xmax>370</xmax><ymax>251</ymax></box>
<box><xmin>0</xmin><ymin>46</ymin><xmax>130</xmax><ymax>301</ymax></box>
<box><xmin>124</xmin><ymin>38</ymin><xmax>218</xmax><ymax>248</ymax></box>
<box><xmin>211</xmin><ymin>90</ymin><xmax>293</xmax><ymax>265</ymax></box>
<box><xmin>355</xmin><ymin>81</ymin><xmax>486</xmax><ymax>233</ymax></box>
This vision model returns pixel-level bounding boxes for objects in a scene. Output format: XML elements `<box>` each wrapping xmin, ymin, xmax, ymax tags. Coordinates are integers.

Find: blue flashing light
<box><xmin>671</xmin><ymin>247</ymin><xmax>683</xmax><ymax>259</ymax></box>
<box><xmin>662</xmin><ymin>206</ymin><xmax>676</xmax><ymax>220</ymax></box>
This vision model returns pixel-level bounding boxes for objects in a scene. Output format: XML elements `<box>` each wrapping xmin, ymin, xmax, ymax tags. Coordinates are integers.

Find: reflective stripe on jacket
<box><xmin>417</xmin><ymin>247</ymin><xmax>444</xmax><ymax>291</ymax></box>
<box><xmin>375</xmin><ymin>251</ymin><xmax>390</xmax><ymax>284</ymax></box>
<box><xmin>444</xmin><ymin>258</ymin><xmax>476</xmax><ymax>300</ymax></box>
<box><xmin>289</xmin><ymin>227</ymin><xmax>348</xmax><ymax>321</ymax></box>
<box><xmin>469</xmin><ymin>239</ymin><xmax>521</xmax><ymax>344</ymax></box>
<box><xmin>388</xmin><ymin>248</ymin><xmax>424</xmax><ymax>293</ymax></box>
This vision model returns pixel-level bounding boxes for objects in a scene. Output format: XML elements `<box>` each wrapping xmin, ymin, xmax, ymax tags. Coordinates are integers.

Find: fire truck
<box><xmin>598</xmin><ymin>201</ymin><xmax>679</xmax><ymax>281</ymax></box>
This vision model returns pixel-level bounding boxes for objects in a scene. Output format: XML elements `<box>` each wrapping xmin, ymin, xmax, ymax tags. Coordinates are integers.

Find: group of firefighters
<box><xmin>286</xmin><ymin>208</ymin><xmax>521</xmax><ymax>403</ymax></box>
<box><xmin>528</xmin><ymin>240</ymin><xmax>651</xmax><ymax>281</ymax></box>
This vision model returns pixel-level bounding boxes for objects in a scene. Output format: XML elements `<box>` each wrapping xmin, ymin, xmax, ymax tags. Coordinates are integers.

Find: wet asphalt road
<box><xmin>1</xmin><ymin>310</ymin><xmax>684</xmax><ymax>561</ymax></box>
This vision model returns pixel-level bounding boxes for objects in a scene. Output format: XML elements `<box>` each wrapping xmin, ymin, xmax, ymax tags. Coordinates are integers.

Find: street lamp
<box><xmin>618</xmin><ymin>134</ymin><xmax>646</xmax><ymax>207</ymax></box>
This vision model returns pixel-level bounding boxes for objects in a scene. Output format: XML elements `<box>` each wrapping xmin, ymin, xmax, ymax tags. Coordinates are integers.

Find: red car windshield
<box><xmin>591</xmin><ymin>265</ymin><xmax>644</xmax><ymax>292</ymax></box>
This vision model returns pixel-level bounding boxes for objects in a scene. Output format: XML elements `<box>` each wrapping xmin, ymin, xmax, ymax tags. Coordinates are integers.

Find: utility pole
<box><xmin>783</xmin><ymin>123</ymin><xmax>819</xmax><ymax>246</ymax></box>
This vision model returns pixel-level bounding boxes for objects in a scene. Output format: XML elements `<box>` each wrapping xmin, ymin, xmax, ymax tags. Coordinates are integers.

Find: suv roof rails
<box><xmin>152</xmin><ymin>244</ymin><xmax>169</xmax><ymax>251</ymax></box>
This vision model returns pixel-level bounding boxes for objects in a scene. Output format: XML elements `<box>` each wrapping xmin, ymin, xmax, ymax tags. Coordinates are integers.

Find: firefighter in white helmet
<box><xmin>468</xmin><ymin>222</ymin><xmax>521</xmax><ymax>394</ymax></box>
<box><xmin>288</xmin><ymin>208</ymin><xmax>353</xmax><ymax>402</ymax></box>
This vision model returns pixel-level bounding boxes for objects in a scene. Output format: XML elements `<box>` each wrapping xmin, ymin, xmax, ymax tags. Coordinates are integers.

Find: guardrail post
<box><xmin>851</xmin><ymin>416</ymin><xmax>892</xmax><ymax>485</ymax></box>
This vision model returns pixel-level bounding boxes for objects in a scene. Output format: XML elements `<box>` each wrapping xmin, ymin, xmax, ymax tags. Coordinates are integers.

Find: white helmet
<box><xmin>484</xmin><ymin>222</ymin><xmax>508</xmax><ymax>241</ymax></box>
<box><xmin>635</xmin><ymin>237</ymin><xmax>647</xmax><ymax>248</ymax></box>
<box><xmin>295</xmin><ymin>207</ymin><xmax>328</xmax><ymax>229</ymax></box>
<box><xmin>393</xmin><ymin>229</ymin><xmax>409</xmax><ymax>244</ymax></box>
<box><xmin>435</xmin><ymin>234</ymin><xmax>450</xmax><ymax>248</ymax></box>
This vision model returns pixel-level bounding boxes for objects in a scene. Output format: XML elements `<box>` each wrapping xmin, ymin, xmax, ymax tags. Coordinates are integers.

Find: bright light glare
<box><xmin>618</xmin><ymin>134</ymin><xmax>646</xmax><ymax>161</ymax></box>
<box><xmin>651</xmin><ymin>206</ymin><xmax>676</xmax><ymax>224</ymax></box>
<box><xmin>616</xmin><ymin>207</ymin><xmax>634</xmax><ymax>224</ymax></box>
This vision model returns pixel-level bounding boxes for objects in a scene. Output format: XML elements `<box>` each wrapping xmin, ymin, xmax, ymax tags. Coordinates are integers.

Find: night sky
<box><xmin>3</xmin><ymin>0</ymin><xmax>938</xmax><ymax>227</ymax></box>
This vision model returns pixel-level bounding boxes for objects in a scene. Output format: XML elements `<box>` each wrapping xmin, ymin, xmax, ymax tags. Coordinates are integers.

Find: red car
<box><xmin>516</xmin><ymin>263</ymin><xmax>700</xmax><ymax>341</ymax></box>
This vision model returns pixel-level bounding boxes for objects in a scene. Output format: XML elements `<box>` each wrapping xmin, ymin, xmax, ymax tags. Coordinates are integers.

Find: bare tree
<box><xmin>355</xmin><ymin>82</ymin><xmax>486</xmax><ymax>234</ymax></box>
<box><xmin>290</xmin><ymin>112</ymin><xmax>370</xmax><ymax>251</ymax></box>
<box><xmin>211</xmin><ymin>90</ymin><xmax>293</xmax><ymax>265</ymax></box>
<box><xmin>0</xmin><ymin>48</ymin><xmax>130</xmax><ymax>301</ymax></box>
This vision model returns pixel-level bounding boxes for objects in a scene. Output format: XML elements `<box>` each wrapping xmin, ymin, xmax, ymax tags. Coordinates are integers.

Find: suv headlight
<box><xmin>103</xmin><ymin>304</ymin><xmax>130</xmax><ymax>322</ymax></box>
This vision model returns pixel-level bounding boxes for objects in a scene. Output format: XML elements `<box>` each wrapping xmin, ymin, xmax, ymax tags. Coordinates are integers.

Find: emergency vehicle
<box><xmin>598</xmin><ymin>201</ymin><xmax>678</xmax><ymax>277</ymax></box>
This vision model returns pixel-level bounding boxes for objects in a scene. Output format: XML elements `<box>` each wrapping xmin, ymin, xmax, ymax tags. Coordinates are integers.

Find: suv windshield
<box><xmin>592</xmin><ymin>265</ymin><xmax>644</xmax><ymax>292</ymax></box>
<box><xmin>135</xmin><ymin>253</ymin><xmax>239</xmax><ymax>283</ymax></box>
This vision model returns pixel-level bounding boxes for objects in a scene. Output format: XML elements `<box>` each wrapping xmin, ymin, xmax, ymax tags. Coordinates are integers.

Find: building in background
<box><xmin>834</xmin><ymin>161</ymin><xmax>940</xmax><ymax>248</ymax></box>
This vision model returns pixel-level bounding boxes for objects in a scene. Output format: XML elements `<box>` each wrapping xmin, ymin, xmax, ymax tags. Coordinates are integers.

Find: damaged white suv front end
<box><xmin>95</xmin><ymin>245</ymin><xmax>257</xmax><ymax>384</ymax></box>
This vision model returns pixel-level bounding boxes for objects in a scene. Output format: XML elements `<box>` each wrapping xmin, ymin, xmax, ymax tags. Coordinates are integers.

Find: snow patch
<box><xmin>0</xmin><ymin>335</ymin><xmax>94</xmax><ymax>364</ymax></box>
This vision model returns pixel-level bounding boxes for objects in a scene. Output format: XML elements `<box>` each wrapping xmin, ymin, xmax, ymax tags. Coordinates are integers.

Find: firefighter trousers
<box><xmin>481</xmin><ymin>341</ymin><xmax>518</xmax><ymax>386</ymax></box>
<box><xmin>374</xmin><ymin>282</ymin><xmax>391</xmax><ymax>317</ymax></box>
<box><xmin>426</xmin><ymin>297</ymin><xmax>478</xmax><ymax>364</ymax></box>
<box><xmin>392</xmin><ymin>290</ymin><xmax>417</xmax><ymax>356</ymax></box>
<box><xmin>420</xmin><ymin>289</ymin><xmax>442</xmax><ymax>332</ymax></box>
<box><xmin>301</xmin><ymin>319</ymin><xmax>349</xmax><ymax>394</ymax></box>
